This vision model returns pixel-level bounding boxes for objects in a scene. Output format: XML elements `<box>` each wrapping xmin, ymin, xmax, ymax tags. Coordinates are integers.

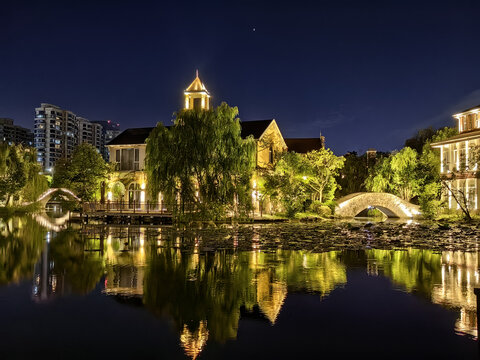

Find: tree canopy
<box><xmin>52</xmin><ymin>143</ymin><xmax>110</xmax><ymax>201</ymax></box>
<box><xmin>262</xmin><ymin>149</ymin><xmax>344</xmax><ymax>217</ymax></box>
<box><xmin>145</xmin><ymin>102</ymin><xmax>256</xmax><ymax>219</ymax></box>
<box><xmin>0</xmin><ymin>144</ymin><xmax>48</xmax><ymax>205</ymax></box>
<box><xmin>365</xmin><ymin>147</ymin><xmax>423</xmax><ymax>202</ymax></box>
<box><xmin>365</xmin><ymin>126</ymin><xmax>459</xmax><ymax>218</ymax></box>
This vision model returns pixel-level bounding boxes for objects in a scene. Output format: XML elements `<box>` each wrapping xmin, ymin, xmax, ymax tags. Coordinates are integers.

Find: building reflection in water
<box><xmin>366</xmin><ymin>249</ymin><xmax>480</xmax><ymax>338</ymax></box>
<box><xmin>97</xmin><ymin>226</ymin><xmax>347</xmax><ymax>358</ymax></box>
<box><xmin>25</xmin><ymin>223</ymin><xmax>480</xmax><ymax>357</ymax></box>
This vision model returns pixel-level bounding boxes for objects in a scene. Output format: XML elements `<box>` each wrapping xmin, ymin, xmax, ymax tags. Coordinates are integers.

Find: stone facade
<box><xmin>335</xmin><ymin>192</ymin><xmax>420</xmax><ymax>218</ymax></box>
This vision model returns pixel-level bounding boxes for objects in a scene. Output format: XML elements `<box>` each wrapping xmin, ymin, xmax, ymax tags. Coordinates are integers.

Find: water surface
<box><xmin>0</xmin><ymin>216</ymin><xmax>478</xmax><ymax>359</ymax></box>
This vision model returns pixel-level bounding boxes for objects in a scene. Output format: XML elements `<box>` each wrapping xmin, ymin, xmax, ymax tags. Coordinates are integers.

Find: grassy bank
<box><xmin>0</xmin><ymin>203</ymin><xmax>42</xmax><ymax>217</ymax></box>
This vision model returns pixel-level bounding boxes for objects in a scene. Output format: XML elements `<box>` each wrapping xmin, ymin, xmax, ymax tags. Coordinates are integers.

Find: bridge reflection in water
<box><xmin>22</xmin><ymin>223</ymin><xmax>480</xmax><ymax>358</ymax></box>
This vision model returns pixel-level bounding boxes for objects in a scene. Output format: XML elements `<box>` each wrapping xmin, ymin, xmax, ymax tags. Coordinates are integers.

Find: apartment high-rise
<box><xmin>0</xmin><ymin>118</ymin><xmax>33</xmax><ymax>146</ymax></box>
<box><xmin>91</xmin><ymin>120</ymin><xmax>121</xmax><ymax>160</ymax></box>
<box><xmin>34</xmin><ymin>103</ymin><xmax>120</xmax><ymax>169</ymax></box>
<box><xmin>78</xmin><ymin>117</ymin><xmax>104</xmax><ymax>155</ymax></box>
<box><xmin>34</xmin><ymin>103</ymin><xmax>79</xmax><ymax>171</ymax></box>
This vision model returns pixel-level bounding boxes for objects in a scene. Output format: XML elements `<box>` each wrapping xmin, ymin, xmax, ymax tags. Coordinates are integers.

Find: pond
<box><xmin>0</xmin><ymin>215</ymin><xmax>478</xmax><ymax>358</ymax></box>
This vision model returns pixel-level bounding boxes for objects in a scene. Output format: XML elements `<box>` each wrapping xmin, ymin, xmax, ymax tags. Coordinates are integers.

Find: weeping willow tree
<box><xmin>0</xmin><ymin>144</ymin><xmax>48</xmax><ymax>205</ymax></box>
<box><xmin>145</xmin><ymin>102</ymin><xmax>256</xmax><ymax>220</ymax></box>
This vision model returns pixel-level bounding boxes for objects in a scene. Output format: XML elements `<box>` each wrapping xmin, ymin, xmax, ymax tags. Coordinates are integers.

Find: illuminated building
<box><xmin>34</xmin><ymin>103</ymin><xmax>118</xmax><ymax>169</ymax></box>
<box><xmin>78</xmin><ymin>117</ymin><xmax>104</xmax><ymax>156</ymax></box>
<box><xmin>34</xmin><ymin>103</ymin><xmax>78</xmax><ymax>171</ymax></box>
<box><xmin>431</xmin><ymin>105</ymin><xmax>480</xmax><ymax>210</ymax></box>
<box><xmin>0</xmin><ymin>118</ymin><xmax>33</xmax><ymax>146</ymax></box>
<box><xmin>106</xmin><ymin>71</ymin><xmax>325</xmax><ymax>209</ymax></box>
<box><xmin>184</xmin><ymin>70</ymin><xmax>210</xmax><ymax>111</ymax></box>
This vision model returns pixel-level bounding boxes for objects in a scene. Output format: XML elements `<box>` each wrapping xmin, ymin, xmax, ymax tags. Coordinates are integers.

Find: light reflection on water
<box><xmin>366</xmin><ymin>249</ymin><xmax>480</xmax><ymax>337</ymax></box>
<box><xmin>1</xmin><ymin>216</ymin><xmax>479</xmax><ymax>358</ymax></box>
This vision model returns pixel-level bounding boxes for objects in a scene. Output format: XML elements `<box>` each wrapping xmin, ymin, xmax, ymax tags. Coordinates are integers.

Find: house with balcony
<box><xmin>431</xmin><ymin>105</ymin><xmax>480</xmax><ymax>210</ymax></box>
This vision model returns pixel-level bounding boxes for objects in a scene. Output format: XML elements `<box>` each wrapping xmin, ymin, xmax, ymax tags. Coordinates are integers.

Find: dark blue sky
<box><xmin>2</xmin><ymin>0</ymin><xmax>480</xmax><ymax>154</ymax></box>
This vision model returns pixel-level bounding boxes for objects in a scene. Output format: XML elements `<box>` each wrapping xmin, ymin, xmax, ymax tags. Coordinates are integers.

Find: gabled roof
<box><xmin>107</xmin><ymin>127</ymin><xmax>154</xmax><ymax>146</ymax></box>
<box><xmin>107</xmin><ymin>119</ymin><xmax>277</xmax><ymax>145</ymax></box>
<box><xmin>240</xmin><ymin>119</ymin><xmax>274</xmax><ymax>139</ymax></box>
<box><xmin>285</xmin><ymin>138</ymin><xmax>324</xmax><ymax>153</ymax></box>
<box><xmin>185</xmin><ymin>75</ymin><xmax>209</xmax><ymax>93</ymax></box>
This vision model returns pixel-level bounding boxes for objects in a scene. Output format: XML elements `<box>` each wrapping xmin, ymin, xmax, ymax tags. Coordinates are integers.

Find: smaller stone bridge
<box><xmin>335</xmin><ymin>192</ymin><xmax>421</xmax><ymax>218</ymax></box>
<box><xmin>24</xmin><ymin>188</ymin><xmax>81</xmax><ymax>207</ymax></box>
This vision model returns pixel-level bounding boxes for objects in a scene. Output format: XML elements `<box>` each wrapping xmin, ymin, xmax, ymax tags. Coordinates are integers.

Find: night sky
<box><xmin>2</xmin><ymin>0</ymin><xmax>480</xmax><ymax>155</ymax></box>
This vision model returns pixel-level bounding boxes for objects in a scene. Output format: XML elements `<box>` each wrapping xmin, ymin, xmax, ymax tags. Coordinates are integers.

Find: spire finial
<box><xmin>196</xmin><ymin>69</ymin><xmax>199</xmax><ymax>78</ymax></box>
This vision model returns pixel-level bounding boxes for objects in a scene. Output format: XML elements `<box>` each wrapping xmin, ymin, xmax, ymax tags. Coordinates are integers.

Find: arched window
<box><xmin>269</xmin><ymin>146</ymin><xmax>274</xmax><ymax>164</ymax></box>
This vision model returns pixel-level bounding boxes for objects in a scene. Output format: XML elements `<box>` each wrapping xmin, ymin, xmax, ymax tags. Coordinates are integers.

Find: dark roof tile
<box><xmin>285</xmin><ymin>138</ymin><xmax>323</xmax><ymax>153</ymax></box>
<box><xmin>107</xmin><ymin>127</ymin><xmax>154</xmax><ymax>145</ymax></box>
<box><xmin>107</xmin><ymin>120</ymin><xmax>274</xmax><ymax>146</ymax></box>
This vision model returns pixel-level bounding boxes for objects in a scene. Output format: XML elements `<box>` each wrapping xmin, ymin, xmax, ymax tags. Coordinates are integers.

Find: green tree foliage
<box><xmin>390</xmin><ymin>147</ymin><xmax>423</xmax><ymax>201</ymax></box>
<box><xmin>20</xmin><ymin>147</ymin><xmax>49</xmax><ymax>203</ymax></box>
<box><xmin>0</xmin><ymin>144</ymin><xmax>26</xmax><ymax>205</ymax></box>
<box><xmin>111</xmin><ymin>181</ymin><xmax>126</xmax><ymax>200</ymax></box>
<box><xmin>366</xmin><ymin>147</ymin><xmax>422</xmax><ymax>202</ymax></box>
<box><xmin>0</xmin><ymin>144</ymin><xmax>48</xmax><ymax>205</ymax></box>
<box><xmin>335</xmin><ymin>152</ymin><xmax>369</xmax><ymax>197</ymax></box>
<box><xmin>404</xmin><ymin>127</ymin><xmax>437</xmax><ymax>153</ymax></box>
<box><xmin>419</xmin><ymin>126</ymin><xmax>458</xmax><ymax>183</ymax></box>
<box><xmin>262</xmin><ymin>152</ymin><xmax>309</xmax><ymax>217</ymax></box>
<box><xmin>418</xmin><ymin>182</ymin><xmax>443</xmax><ymax>219</ymax></box>
<box><xmin>145</xmin><ymin>103</ymin><xmax>256</xmax><ymax>219</ymax></box>
<box><xmin>52</xmin><ymin>143</ymin><xmax>109</xmax><ymax>201</ymax></box>
<box><xmin>304</xmin><ymin>149</ymin><xmax>345</xmax><ymax>202</ymax></box>
<box><xmin>262</xmin><ymin>149</ymin><xmax>344</xmax><ymax>217</ymax></box>
<box><xmin>365</xmin><ymin>126</ymin><xmax>458</xmax><ymax>219</ymax></box>
<box><xmin>418</xmin><ymin>127</ymin><xmax>457</xmax><ymax>218</ymax></box>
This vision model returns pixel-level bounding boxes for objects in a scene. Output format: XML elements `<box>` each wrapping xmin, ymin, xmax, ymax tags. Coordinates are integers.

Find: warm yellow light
<box><xmin>140</xmin><ymin>191</ymin><xmax>145</xmax><ymax>202</ymax></box>
<box><xmin>107</xmin><ymin>191</ymin><xmax>113</xmax><ymax>201</ymax></box>
<box><xmin>140</xmin><ymin>183</ymin><xmax>146</xmax><ymax>190</ymax></box>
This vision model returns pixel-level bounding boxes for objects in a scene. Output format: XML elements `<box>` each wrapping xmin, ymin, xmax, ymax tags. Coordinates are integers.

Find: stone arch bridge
<box><xmin>335</xmin><ymin>192</ymin><xmax>421</xmax><ymax>218</ymax></box>
<box><xmin>24</xmin><ymin>188</ymin><xmax>81</xmax><ymax>207</ymax></box>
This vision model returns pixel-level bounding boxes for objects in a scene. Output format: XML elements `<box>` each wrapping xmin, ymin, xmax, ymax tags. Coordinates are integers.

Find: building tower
<box><xmin>34</xmin><ymin>103</ymin><xmax>79</xmax><ymax>171</ymax></box>
<box><xmin>184</xmin><ymin>70</ymin><xmax>210</xmax><ymax>111</ymax></box>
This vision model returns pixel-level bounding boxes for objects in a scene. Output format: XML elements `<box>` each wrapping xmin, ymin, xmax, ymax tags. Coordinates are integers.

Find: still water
<box><xmin>0</xmin><ymin>215</ymin><xmax>478</xmax><ymax>359</ymax></box>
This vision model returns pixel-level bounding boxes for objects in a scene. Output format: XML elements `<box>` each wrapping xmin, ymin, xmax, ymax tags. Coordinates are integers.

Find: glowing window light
<box><xmin>440</xmin><ymin>146</ymin><xmax>444</xmax><ymax>173</ymax></box>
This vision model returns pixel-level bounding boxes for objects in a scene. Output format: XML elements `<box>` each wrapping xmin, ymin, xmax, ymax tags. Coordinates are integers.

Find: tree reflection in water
<box><xmin>0</xmin><ymin>216</ymin><xmax>45</xmax><ymax>285</ymax></box>
<box><xmin>2</xmin><ymin>219</ymin><xmax>479</xmax><ymax>358</ymax></box>
<box><xmin>98</xmin><ymin>227</ymin><xmax>347</xmax><ymax>359</ymax></box>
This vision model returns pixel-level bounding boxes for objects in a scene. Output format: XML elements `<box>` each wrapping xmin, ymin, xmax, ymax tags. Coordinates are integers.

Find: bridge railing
<box><xmin>82</xmin><ymin>201</ymin><xmax>200</xmax><ymax>215</ymax></box>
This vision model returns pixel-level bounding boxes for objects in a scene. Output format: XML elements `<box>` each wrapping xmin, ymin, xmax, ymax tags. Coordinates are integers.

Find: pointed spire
<box><xmin>196</xmin><ymin>69</ymin><xmax>199</xmax><ymax>78</ymax></box>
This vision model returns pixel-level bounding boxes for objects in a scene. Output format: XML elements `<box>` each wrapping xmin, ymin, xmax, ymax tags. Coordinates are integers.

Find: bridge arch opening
<box><xmin>354</xmin><ymin>205</ymin><xmax>400</xmax><ymax>218</ymax></box>
<box><xmin>25</xmin><ymin>188</ymin><xmax>81</xmax><ymax>209</ymax></box>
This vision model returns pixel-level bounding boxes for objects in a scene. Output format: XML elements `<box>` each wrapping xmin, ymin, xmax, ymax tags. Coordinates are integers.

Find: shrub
<box><xmin>310</xmin><ymin>200</ymin><xmax>332</xmax><ymax>217</ymax></box>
